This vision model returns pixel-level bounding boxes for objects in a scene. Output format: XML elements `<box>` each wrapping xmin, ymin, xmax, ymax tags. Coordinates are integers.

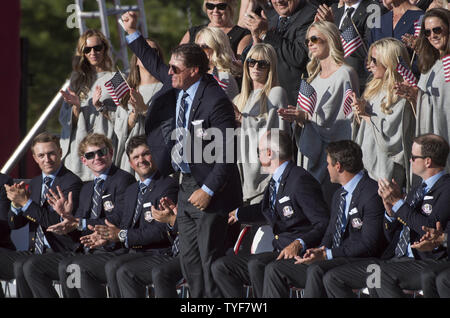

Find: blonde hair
<box><xmin>202</xmin><ymin>0</ymin><xmax>238</xmax><ymax>22</ymax></box>
<box><xmin>234</xmin><ymin>43</ymin><xmax>278</xmax><ymax>115</ymax></box>
<box><xmin>70</xmin><ymin>29</ymin><xmax>113</xmax><ymax>100</ymax></box>
<box><xmin>363</xmin><ymin>38</ymin><xmax>410</xmax><ymax>114</ymax></box>
<box><xmin>78</xmin><ymin>133</ymin><xmax>113</xmax><ymax>158</ymax></box>
<box><xmin>306</xmin><ymin>21</ymin><xmax>345</xmax><ymax>82</ymax></box>
<box><xmin>195</xmin><ymin>27</ymin><xmax>241</xmax><ymax>76</ymax></box>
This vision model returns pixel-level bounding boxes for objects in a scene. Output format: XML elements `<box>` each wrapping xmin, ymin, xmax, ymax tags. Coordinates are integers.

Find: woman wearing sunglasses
<box><xmin>352</xmin><ymin>38</ymin><xmax>415</xmax><ymax>190</ymax></box>
<box><xmin>194</xmin><ymin>27</ymin><xmax>241</xmax><ymax>99</ymax></box>
<box><xmin>59</xmin><ymin>29</ymin><xmax>117</xmax><ymax>181</ymax></box>
<box><xmin>278</xmin><ymin>21</ymin><xmax>359</xmax><ymax>204</ymax></box>
<box><xmin>398</xmin><ymin>9</ymin><xmax>450</xmax><ymax>170</ymax></box>
<box><xmin>233</xmin><ymin>43</ymin><xmax>290</xmax><ymax>206</ymax></box>
<box><xmin>114</xmin><ymin>39</ymin><xmax>164</xmax><ymax>175</ymax></box>
<box><xmin>180</xmin><ymin>0</ymin><xmax>252</xmax><ymax>59</ymax></box>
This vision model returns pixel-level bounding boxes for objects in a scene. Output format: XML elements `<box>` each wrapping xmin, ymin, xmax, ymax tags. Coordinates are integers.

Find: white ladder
<box><xmin>74</xmin><ymin>0</ymin><xmax>148</xmax><ymax>71</ymax></box>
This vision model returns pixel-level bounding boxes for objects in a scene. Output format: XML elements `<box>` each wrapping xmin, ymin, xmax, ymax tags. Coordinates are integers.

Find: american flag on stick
<box><xmin>414</xmin><ymin>15</ymin><xmax>423</xmax><ymax>37</ymax></box>
<box><xmin>443</xmin><ymin>54</ymin><xmax>450</xmax><ymax>83</ymax></box>
<box><xmin>297</xmin><ymin>79</ymin><xmax>317</xmax><ymax>117</ymax></box>
<box><xmin>396</xmin><ymin>56</ymin><xmax>418</xmax><ymax>87</ymax></box>
<box><xmin>342</xmin><ymin>82</ymin><xmax>353</xmax><ymax>117</ymax></box>
<box><xmin>104</xmin><ymin>70</ymin><xmax>130</xmax><ymax>107</ymax></box>
<box><xmin>340</xmin><ymin>25</ymin><xmax>363</xmax><ymax>58</ymax></box>
<box><xmin>212</xmin><ymin>67</ymin><xmax>229</xmax><ymax>90</ymax></box>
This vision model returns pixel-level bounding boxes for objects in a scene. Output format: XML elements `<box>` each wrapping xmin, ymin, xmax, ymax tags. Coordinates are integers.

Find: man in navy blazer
<box><xmin>324</xmin><ymin>134</ymin><xmax>450</xmax><ymax>297</ymax></box>
<box><xmin>262</xmin><ymin>140</ymin><xmax>386</xmax><ymax>297</ymax></box>
<box><xmin>50</xmin><ymin>135</ymin><xmax>179</xmax><ymax>298</ymax></box>
<box><xmin>0</xmin><ymin>173</ymin><xmax>15</xmax><ymax>252</ymax></box>
<box><xmin>121</xmin><ymin>12</ymin><xmax>243</xmax><ymax>297</ymax></box>
<box><xmin>18</xmin><ymin>133</ymin><xmax>135</xmax><ymax>298</ymax></box>
<box><xmin>212</xmin><ymin>130</ymin><xmax>329</xmax><ymax>297</ymax></box>
<box><xmin>1</xmin><ymin>132</ymin><xmax>82</xmax><ymax>297</ymax></box>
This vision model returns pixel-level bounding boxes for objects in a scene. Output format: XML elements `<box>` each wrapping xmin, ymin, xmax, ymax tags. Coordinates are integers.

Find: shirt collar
<box><xmin>272</xmin><ymin>161</ymin><xmax>289</xmax><ymax>183</ymax></box>
<box><xmin>42</xmin><ymin>165</ymin><xmax>62</xmax><ymax>181</ymax></box>
<box><xmin>423</xmin><ymin>170</ymin><xmax>446</xmax><ymax>192</ymax></box>
<box><xmin>140</xmin><ymin>172</ymin><xmax>156</xmax><ymax>187</ymax></box>
<box><xmin>343</xmin><ymin>170</ymin><xmax>364</xmax><ymax>195</ymax></box>
<box><xmin>344</xmin><ymin>0</ymin><xmax>362</xmax><ymax>12</ymax></box>
<box><xmin>95</xmin><ymin>166</ymin><xmax>111</xmax><ymax>183</ymax></box>
<box><xmin>183</xmin><ymin>78</ymin><xmax>201</xmax><ymax>100</ymax></box>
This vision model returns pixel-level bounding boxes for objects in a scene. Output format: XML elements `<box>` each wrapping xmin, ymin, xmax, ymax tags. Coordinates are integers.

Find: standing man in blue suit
<box><xmin>121</xmin><ymin>11</ymin><xmax>243</xmax><ymax>297</ymax></box>
<box><xmin>263</xmin><ymin>140</ymin><xmax>387</xmax><ymax>297</ymax></box>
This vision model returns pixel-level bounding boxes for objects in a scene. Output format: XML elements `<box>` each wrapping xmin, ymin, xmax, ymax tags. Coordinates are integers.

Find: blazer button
<box><xmin>275</xmin><ymin>235</ymin><xmax>279</xmax><ymax>240</ymax></box>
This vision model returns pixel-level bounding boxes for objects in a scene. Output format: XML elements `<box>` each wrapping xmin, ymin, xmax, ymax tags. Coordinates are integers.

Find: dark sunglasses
<box><xmin>83</xmin><ymin>44</ymin><xmax>104</xmax><ymax>54</ymax></box>
<box><xmin>199</xmin><ymin>43</ymin><xmax>211</xmax><ymax>50</ymax></box>
<box><xmin>84</xmin><ymin>147</ymin><xmax>108</xmax><ymax>160</ymax></box>
<box><xmin>246</xmin><ymin>58</ymin><xmax>270</xmax><ymax>69</ymax></box>
<box><xmin>304</xmin><ymin>35</ymin><xmax>322</xmax><ymax>46</ymax></box>
<box><xmin>411</xmin><ymin>154</ymin><xmax>428</xmax><ymax>161</ymax></box>
<box><xmin>169</xmin><ymin>64</ymin><xmax>188</xmax><ymax>74</ymax></box>
<box><xmin>370</xmin><ymin>56</ymin><xmax>377</xmax><ymax>66</ymax></box>
<box><xmin>424</xmin><ymin>26</ymin><xmax>444</xmax><ymax>37</ymax></box>
<box><xmin>205</xmin><ymin>2</ymin><xmax>228</xmax><ymax>10</ymax></box>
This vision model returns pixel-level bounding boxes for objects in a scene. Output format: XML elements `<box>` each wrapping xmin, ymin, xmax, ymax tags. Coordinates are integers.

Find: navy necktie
<box><xmin>340</xmin><ymin>7</ymin><xmax>355</xmax><ymax>31</ymax></box>
<box><xmin>268</xmin><ymin>178</ymin><xmax>277</xmax><ymax>219</ymax></box>
<box><xmin>91</xmin><ymin>178</ymin><xmax>104</xmax><ymax>219</ymax></box>
<box><xmin>333</xmin><ymin>189</ymin><xmax>348</xmax><ymax>248</ymax></box>
<box><xmin>132</xmin><ymin>183</ymin><xmax>147</xmax><ymax>227</ymax></box>
<box><xmin>35</xmin><ymin>176</ymin><xmax>52</xmax><ymax>254</ymax></box>
<box><xmin>171</xmin><ymin>235</ymin><xmax>180</xmax><ymax>257</ymax></box>
<box><xmin>173</xmin><ymin>92</ymin><xmax>189</xmax><ymax>171</ymax></box>
<box><xmin>394</xmin><ymin>182</ymin><xmax>427</xmax><ymax>257</ymax></box>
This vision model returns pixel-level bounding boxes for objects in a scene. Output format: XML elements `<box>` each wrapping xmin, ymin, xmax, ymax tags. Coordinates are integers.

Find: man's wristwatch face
<box><xmin>118</xmin><ymin>230</ymin><xmax>127</xmax><ymax>242</ymax></box>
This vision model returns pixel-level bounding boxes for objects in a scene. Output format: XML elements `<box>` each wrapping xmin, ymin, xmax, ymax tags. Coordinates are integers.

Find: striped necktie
<box><xmin>91</xmin><ymin>178</ymin><xmax>104</xmax><ymax>219</ymax></box>
<box><xmin>132</xmin><ymin>182</ymin><xmax>148</xmax><ymax>227</ymax></box>
<box><xmin>394</xmin><ymin>182</ymin><xmax>427</xmax><ymax>257</ymax></box>
<box><xmin>332</xmin><ymin>189</ymin><xmax>348</xmax><ymax>248</ymax></box>
<box><xmin>268</xmin><ymin>178</ymin><xmax>277</xmax><ymax>219</ymax></box>
<box><xmin>172</xmin><ymin>92</ymin><xmax>189</xmax><ymax>171</ymax></box>
<box><xmin>35</xmin><ymin>176</ymin><xmax>53</xmax><ymax>254</ymax></box>
<box><xmin>171</xmin><ymin>235</ymin><xmax>180</xmax><ymax>257</ymax></box>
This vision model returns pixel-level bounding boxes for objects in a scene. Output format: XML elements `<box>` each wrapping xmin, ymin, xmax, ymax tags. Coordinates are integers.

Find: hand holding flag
<box><xmin>296</xmin><ymin>79</ymin><xmax>317</xmax><ymax>117</ymax></box>
<box><xmin>396</xmin><ymin>56</ymin><xmax>418</xmax><ymax>87</ymax></box>
<box><xmin>212</xmin><ymin>67</ymin><xmax>229</xmax><ymax>91</ymax></box>
<box><xmin>342</xmin><ymin>82</ymin><xmax>353</xmax><ymax>117</ymax></box>
<box><xmin>104</xmin><ymin>70</ymin><xmax>131</xmax><ymax>107</ymax></box>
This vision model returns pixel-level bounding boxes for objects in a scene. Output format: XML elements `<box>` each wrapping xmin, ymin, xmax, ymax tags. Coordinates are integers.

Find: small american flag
<box><xmin>343</xmin><ymin>82</ymin><xmax>353</xmax><ymax>117</ymax></box>
<box><xmin>104</xmin><ymin>71</ymin><xmax>130</xmax><ymax>107</ymax></box>
<box><xmin>212</xmin><ymin>67</ymin><xmax>228</xmax><ymax>90</ymax></box>
<box><xmin>340</xmin><ymin>25</ymin><xmax>363</xmax><ymax>58</ymax></box>
<box><xmin>443</xmin><ymin>54</ymin><xmax>450</xmax><ymax>83</ymax></box>
<box><xmin>297</xmin><ymin>79</ymin><xmax>317</xmax><ymax>116</ymax></box>
<box><xmin>414</xmin><ymin>15</ymin><xmax>423</xmax><ymax>37</ymax></box>
<box><xmin>396</xmin><ymin>56</ymin><xmax>418</xmax><ymax>87</ymax></box>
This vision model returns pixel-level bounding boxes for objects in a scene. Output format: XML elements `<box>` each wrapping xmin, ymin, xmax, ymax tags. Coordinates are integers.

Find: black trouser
<box><xmin>177</xmin><ymin>174</ymin><xmax>228</xmax><ymax>298</ymax></box>
<box><xmin>0</xmin><ymin>251</ymin><xmax>33</xmax><ymax>298</ymax></box>
<box><xmin>421</xmin><ymin>261</ymin><xmax>450</xmax><ymax>297</ymax></box>
<box><xmin>116</xmin><ymin>255</ymin><xmax>182</xmax><ymax>298</ymax></box>
<box><xmin>263</xmin><ymin>257</ymin><xmax>361</xmax><ymax>298</ymax></box>
<box><xmin>212</xmin><ymin>251</ymin><xmax>278</xmax><ymax>298</ymax></box>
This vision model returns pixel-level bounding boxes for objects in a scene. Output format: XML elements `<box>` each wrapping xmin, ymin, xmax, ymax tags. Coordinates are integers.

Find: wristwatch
<box><xmin>118</xmin><ymin>229</ymin><xmax>127</xmax><ymax>243</ymax></box>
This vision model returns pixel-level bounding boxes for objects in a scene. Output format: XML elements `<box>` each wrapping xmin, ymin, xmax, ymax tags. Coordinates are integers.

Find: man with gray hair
<box><xmin>212</xmin><ymin>129</ymin><xmax>329</xmax><ymax>297</ymax></box>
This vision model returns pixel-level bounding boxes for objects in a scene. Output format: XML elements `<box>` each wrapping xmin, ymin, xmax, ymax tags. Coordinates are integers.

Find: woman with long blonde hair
<box><xmin>352</xmin><ymin>37</ymin><xmax>415</xmax><ymax>189</ymax></box>
<box><xmin>59</xmin><ymin>29</ymin><xmax>118</xmax><ymax>181</ymax></box>
<box><xmin>233</xmin><ymin>43</ymin><xmax>290</xmax><ymax>205</ymax></box>
<box><xmin>278</xmin><ymin>20</ymin><xmax>359</xmax><ymax>204</ymax></box>
<box><xmin>114</xmin><ymin>39</ymin><xmax>164</xmax><ymax>174</ymax></box>
<box><xmin>195</xmin><ymin>27</ymin><xmax>240</xmax><ymax>99</ymax></box>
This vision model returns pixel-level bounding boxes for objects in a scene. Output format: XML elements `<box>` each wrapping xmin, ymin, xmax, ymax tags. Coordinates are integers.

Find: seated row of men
<box><xmin>0</xmin><ymin>130</ymin><xmax>449</xmax><ymax>297</ymax></box>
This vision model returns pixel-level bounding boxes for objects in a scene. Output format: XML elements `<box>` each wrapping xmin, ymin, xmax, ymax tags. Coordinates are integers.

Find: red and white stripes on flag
<box><xmin>443</xmin><ymin>54</ymin><xmax>450</xmax><ymax>83</ymax></box>
<box><xmin>104</xmin><ymin>71</ymin><xmax>130</xmax><ymax>107</ymax></box>
<box><xmin>297</xmin><ymin>79</ymin><xmax>317</xmax><ymax>117</ymax></box>
<box><xmin>340</xmin><ymin>25</ymin><xmax>363</xmax><ymax>58</ymax></box>
<box><xmin>212</xmin><ymin>67</ymin><xmax>229</xmax><ymax>90</ymax></box>
<box><xmin>414</xmin><ymin>15</ymin><xmax>423</xmax><ymax>37</ymax></box>
<box><xmin>343</xmin><ymin>82</ymin><xmax>353</xmax><ymax>117</ymax></box>
<box><xmin>396</xmin><ymin>56</ymin><xmax>418</xmax><ymax>87</ymax></box>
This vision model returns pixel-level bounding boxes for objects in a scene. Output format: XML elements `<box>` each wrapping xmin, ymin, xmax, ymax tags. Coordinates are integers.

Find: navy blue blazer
<box><xmin>321</xmin><ymin>171</ymin><xmax>387</xmax><ymax>258</ymax></box>
<box><xmin>383</xmin><ymin>173</ymin><xmax>450</xmax><ymax>261</ymax></box>
<box><xmin>106</xmin><ymin>172</ymin><xmax>179</xmax><ymax>251</ymax></box>
<box><xmin>128</xmin><ymin>35</ymin><xmax>243</xmax><ymax>214</ymax></box>
<box><xmin>8</xmin><ymin>166</ymin><xmax>83</xmax><ymax>253</ymax></box>
<box><xmin>237</xmin><ymin>161</ymin><xmax>329</xmax><ymax>252</ymax></box>
<box><xmin>0</xmin><ymin>173</ymin><xmax>15</xmax><ymax>250</ymax></box>
<box><xmin>74</xmin><ymin>165</ymin><xmax>135</xmax><ymax>232</ymax></box>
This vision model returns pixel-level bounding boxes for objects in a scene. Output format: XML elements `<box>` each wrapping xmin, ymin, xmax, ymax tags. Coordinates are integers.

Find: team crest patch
<box><xmin>103</xmin><ymin>200</ymin><xmax>114</xmax><ymax>212</ymax></box>
<box><xmin>144</xmin><ymin>211</ymin><xmax>154</xmax><ymax>223</ymax></box>
<box><xmin>351</xmin><ymin>218</ymin><xmax>363</xmax><ymax>229</ymax></box>
<box><xmin>422</xmin><ymin>203</ymin><xmax>432</xmax><ymax>215</ymax></box>
<box><xmin>282</xmin><ymin>206</ymin><xmax>294</xmax><ymax>218</ymax></box>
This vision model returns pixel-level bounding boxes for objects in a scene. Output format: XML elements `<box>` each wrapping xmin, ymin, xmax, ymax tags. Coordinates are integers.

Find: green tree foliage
<box><xmin>20</xmin><ymin>0</ymin><xmax>207</xmax><ymax>133</ymax></box>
